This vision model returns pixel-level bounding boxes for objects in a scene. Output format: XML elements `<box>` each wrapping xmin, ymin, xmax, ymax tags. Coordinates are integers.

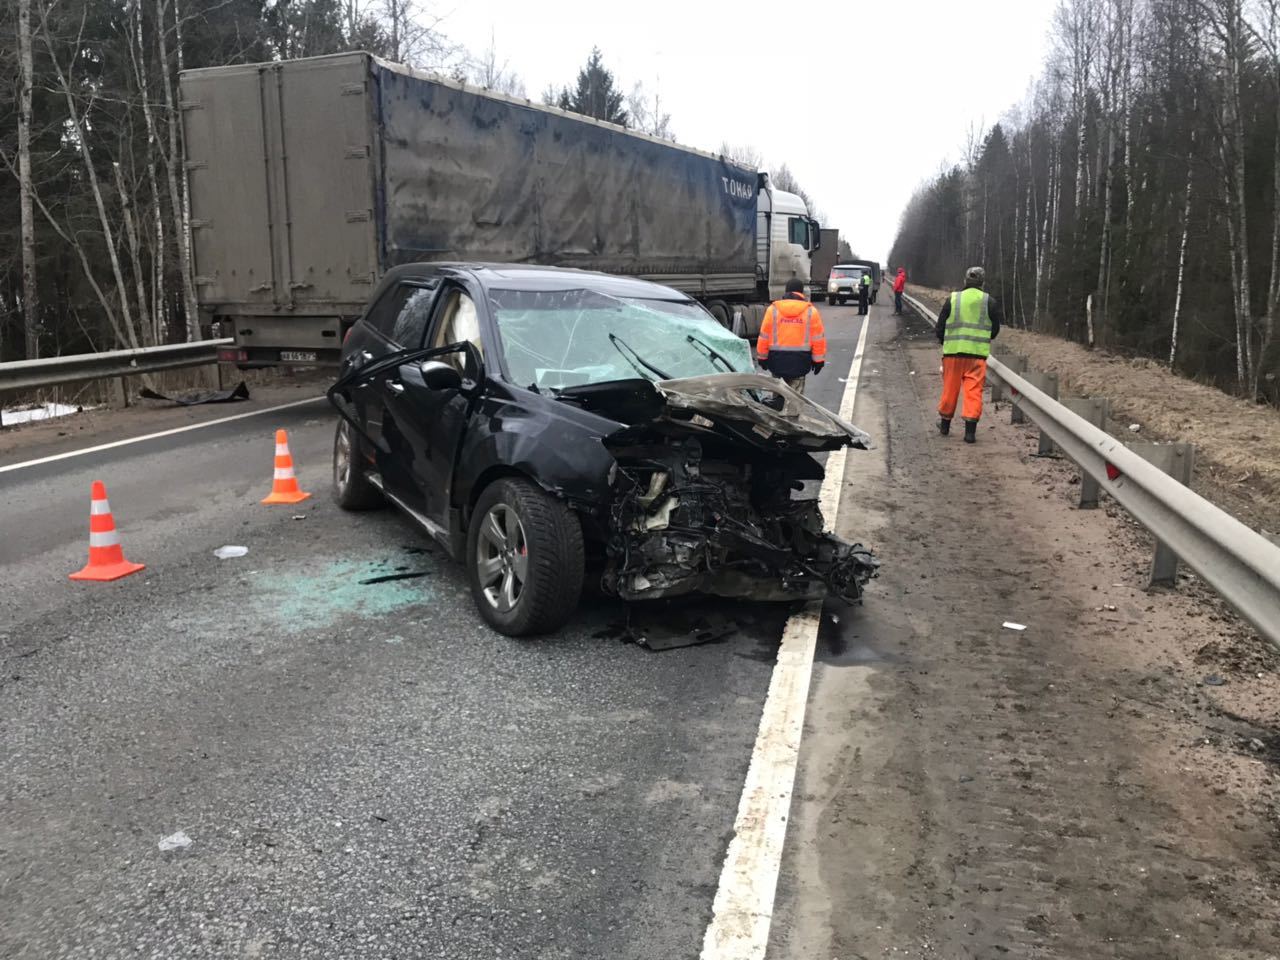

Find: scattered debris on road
<box><xmin>157</xmin><ymin>831</ymin><xmax>192</xmax><ymax>851</ymax></box>
<box><xmin>358</xmin><ymin>571</ymin><xmax>431</xmax><ymax>585</ymax></box>
<box><xmin>139</xmin><ymin>381</ymin><xmax>250</xmax><ymax>406</ymax></box>
<box><xmin>1002</xmin><ymin>621</ymin><xmax>1027</xmax><ymax>631</ymax></box>
<box><xmin>213</xmin><ymin>545</ymin><xmax>248</xmax><ymax>559</ymax></box>
<box><xmin>597</xmin><ymin>602</ymin><xmax>739</xmax><ymax>652</ymax></box>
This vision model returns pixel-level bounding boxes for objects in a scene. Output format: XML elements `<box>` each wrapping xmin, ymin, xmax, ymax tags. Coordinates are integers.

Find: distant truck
<box><xmin>809</xmin><ymin>228</ymin><xmax>840</xmax><ymax>302</ymax></box>
<box><xmin>179</xmin><ymin>52</ymin><xmax>820</xmax><ymax>366</ymax></box>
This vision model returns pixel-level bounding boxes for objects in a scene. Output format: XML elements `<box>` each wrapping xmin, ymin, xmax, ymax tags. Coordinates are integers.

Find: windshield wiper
<box><xmin>686</xmin><ymin>334</ymin><xmax>737</xmax><ymax>373</ymax></box>
<box><xmin>609</xmin><ymin>333</ymin><xmax>672</xmax><ymax>381</ymax></box>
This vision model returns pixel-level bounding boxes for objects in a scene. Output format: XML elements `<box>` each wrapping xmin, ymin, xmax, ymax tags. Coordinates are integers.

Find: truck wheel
<box><xmin>332</xmin><ymin>419</ymin><xmax>384</xmax><ymax>510</ymax></box>
<box><xmin>467</xmin><ymin>478</ymin><xmax>584</xmax><ymax>636</ymax></box>
<box><xmin>707</xmin><ymin>300</ymin><xmax>731</xmax><ymax>329</ymax></box>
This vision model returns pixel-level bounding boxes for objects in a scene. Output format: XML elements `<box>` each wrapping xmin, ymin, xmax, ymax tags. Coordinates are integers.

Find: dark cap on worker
<box><xmin>785</xmin><ymin>278</ymin><xmax>806</xmax><ymax>295</ymax></box>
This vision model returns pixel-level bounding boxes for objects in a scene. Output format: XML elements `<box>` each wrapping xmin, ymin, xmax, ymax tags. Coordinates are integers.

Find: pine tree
<box><xmin>556</xmin><ymin>47</ymin><xmax>628</xmax><ymax>126</ymax></box>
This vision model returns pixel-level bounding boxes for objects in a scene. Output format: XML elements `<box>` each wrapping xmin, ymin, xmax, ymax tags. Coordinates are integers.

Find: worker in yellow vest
<box><xmin>936</xmin><ymin>266</ymin><xmax>1003</xmax><ymax>443</ymax></box>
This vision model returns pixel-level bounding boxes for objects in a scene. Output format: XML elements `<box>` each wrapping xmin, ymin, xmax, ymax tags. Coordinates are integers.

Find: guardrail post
<box><xmin>1002</xmin><ymin>356</ymin><xmax>1029</xmax><ymax>420</ymax></box>
<box><xmin>1062</xmin><ymin>397</ymin><xmax>1111</xmax><ymax>507</ymax></box>
<box><xmin>1127</xmin><ymin>441</ymin><xmax>1196</xmax><ymax>586</ymax></box>
<box><xmin>989</xmin><ymin>344</ymin><xmax>1012</xmax><ymax>401</ymax></box>
<box><xmin>1017</xmin><ymin>370</ymin><xmax>1059</xmax><ymax>453</ymax></box>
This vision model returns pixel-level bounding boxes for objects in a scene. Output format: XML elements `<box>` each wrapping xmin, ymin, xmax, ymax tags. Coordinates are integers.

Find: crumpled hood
<box><xmin>652</xmin><ymin>373</ymin><xmax>872</xmax><ymax>451</ymax></box>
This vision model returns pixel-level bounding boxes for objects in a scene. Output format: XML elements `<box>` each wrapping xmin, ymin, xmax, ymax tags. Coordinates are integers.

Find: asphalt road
<box><xmin>0</xmin><ymin>300</ymin><xmax>875</xmax><ymax>959</ymax></box>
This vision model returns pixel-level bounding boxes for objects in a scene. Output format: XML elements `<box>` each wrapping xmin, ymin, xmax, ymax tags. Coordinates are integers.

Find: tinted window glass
<box><xmin>390</xmin><ymin>286</ymin><xmax>438</xmax><ymax>347</ymax></box>
<box><xmin>364</xmin><ymin>284</ymin><xmax>412</xmax><ymax>337</ymax></box>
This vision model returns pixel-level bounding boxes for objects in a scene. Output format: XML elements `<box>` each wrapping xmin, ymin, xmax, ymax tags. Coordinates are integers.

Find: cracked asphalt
<box><xmin>0</xmin><ymin>303</ymin><xmax>875</xmax><ymax>959</ymax></box>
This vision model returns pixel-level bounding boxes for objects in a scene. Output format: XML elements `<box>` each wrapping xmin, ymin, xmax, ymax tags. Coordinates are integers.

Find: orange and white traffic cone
<box><xmin>69</xmin><ymin>480</ymin><xmax>146</xmax><ymax>582</ymax></box>
<box><xmin>262</xmin><ymin>428</ymin><xmax>311</xmax><ymax>505</ymax></box>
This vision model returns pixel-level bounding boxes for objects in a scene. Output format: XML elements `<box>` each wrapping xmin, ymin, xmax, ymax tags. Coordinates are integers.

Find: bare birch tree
<box><xmin>17</xmin><ymin>0</ymin><xmax>39</xmax><ymax>358</ymax></box>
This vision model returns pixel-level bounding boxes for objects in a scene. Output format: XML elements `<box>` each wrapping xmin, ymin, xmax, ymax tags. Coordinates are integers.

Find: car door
<box><xmin>380</xmin><ymin>283</ymin><xmax>486</xmax><ymax>528</ymax></box>
<box><xmin>368</xmin><ymin>283</ymin><xmax>448</xmax><ymax>508</ymax></box>
<box><xmin>343</xmin><ymin>278</ymin><xmax>439</xmax><ymax>451</ymax></box>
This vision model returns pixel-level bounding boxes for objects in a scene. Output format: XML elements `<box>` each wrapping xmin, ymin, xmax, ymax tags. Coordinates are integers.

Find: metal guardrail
<box><xmin>0</xmin><ymin>339</ymin><xmax>232</xmax><ymax>393</ymax></box>
<box><xmin>901</xmin><ymin>291</ymin><xmax>1280</xmax><ymax>646</ymax></box>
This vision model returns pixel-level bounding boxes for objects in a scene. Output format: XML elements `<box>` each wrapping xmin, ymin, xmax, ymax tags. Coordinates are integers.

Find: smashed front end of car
<box><xmin>566</xmin><ymin>374</ymin><xmax>880</xmax><ymax>604</ymax></box>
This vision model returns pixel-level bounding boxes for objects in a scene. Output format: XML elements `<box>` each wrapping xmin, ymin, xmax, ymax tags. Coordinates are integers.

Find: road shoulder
<box><xmin>770</xmin><ymin>312</ymin><xmax>1280</xmax><ymax>958</ymax></box>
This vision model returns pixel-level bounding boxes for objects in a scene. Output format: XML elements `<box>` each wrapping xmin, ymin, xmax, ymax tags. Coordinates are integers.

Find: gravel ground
<box><xmin>770</xmin><ymin>308</ymin><xmax>1280</xmax><ymax>959</ymax></box>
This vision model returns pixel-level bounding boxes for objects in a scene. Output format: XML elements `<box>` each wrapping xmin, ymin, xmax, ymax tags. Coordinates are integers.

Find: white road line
<box><xmin>0</xmin><ymin>396</ymin><xmax>326</xmax><ymax>475</ymax></box>
<box><xmin>700</xmin><ymin>313</ymin><xmax>872</xmax><ymax>960</ymax></box>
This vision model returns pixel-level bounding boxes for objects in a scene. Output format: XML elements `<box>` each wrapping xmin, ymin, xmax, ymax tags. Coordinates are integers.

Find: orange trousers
<box><xmin>938</xmin><ymin>356</ymin><xmax>987</xmax><ymax>422</ymax></box>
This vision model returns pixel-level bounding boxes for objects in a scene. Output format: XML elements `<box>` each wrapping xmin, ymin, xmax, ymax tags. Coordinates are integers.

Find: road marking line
<box><xmin>700</xmin><ymin>313</ymin><xmax>871</xmax><ymax>960</ymax></box>
<box><xmin>0</xmin><ymin>396</ymin><xmax>326</xmax><ymax>475</ymax></box>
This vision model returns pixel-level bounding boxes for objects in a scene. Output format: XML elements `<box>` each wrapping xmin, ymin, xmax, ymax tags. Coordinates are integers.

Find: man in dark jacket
<box><xmin>936</xmin><ymin>266</ymin><xmax>1002</xmax><ymax>443</ymax></box>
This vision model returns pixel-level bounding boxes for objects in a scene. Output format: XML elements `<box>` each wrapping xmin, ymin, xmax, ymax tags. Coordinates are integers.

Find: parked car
<box><xmin>827</xmin><ymin>265</ymin><xmax>866</xmax><ymax>305</ymax></box>
<box><xmin>328</xmin><ymin>263</ymin><xmax>878</xmax><ymax>635</ymax></box>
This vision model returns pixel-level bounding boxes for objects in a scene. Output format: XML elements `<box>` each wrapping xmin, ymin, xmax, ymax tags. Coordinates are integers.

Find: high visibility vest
<box><xmin>943</xmin><ymin>288</ymin><xmax>993</xmax><ymax>357</ymax></box>
<box><xmin>766</xmin><ymin>302</ymin><xmax>815</xmax><ymax>351</ymax></box>
<box><xmin>861</xmin><ymin>273</ymin><xmax>871</xmax><ymax>287</ymax></box>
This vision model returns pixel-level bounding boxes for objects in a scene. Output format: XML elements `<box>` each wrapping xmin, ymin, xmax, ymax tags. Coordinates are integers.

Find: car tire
<box><xmin>467</xmin><ymin>478</ymin><xmax>584</xmax><ymax>637</ymax></box>
<box><xmin>332</xmin><ymin>418</ymin><xmax>384</xmax><ymax>510</ymax></box>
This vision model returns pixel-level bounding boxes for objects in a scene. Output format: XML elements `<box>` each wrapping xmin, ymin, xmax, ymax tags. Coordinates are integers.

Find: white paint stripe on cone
<box><xmin>699</xmin><ymin>313</ymin><xmax>871</xmax><ymax>960</ymax></box>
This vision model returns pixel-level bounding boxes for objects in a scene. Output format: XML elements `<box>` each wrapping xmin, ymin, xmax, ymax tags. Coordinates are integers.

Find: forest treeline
<box><xmin>889</xmin><ymin>0</ymin><xmax>1280</xmax><ymax>405</ymax></box>
<box><xmin>0</xmin><ymin>0</ymin><xmax>679</xmax><ymax>361</ymax></box>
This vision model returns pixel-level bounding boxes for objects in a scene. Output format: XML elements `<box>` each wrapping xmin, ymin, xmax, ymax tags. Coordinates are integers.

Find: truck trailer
<box><xmin>809</xmin><ymin>228</ymin><xmax>840</xmax><ymax>302</ymax></box>
<box><xmin>179</xmin><ymin>52</ymin><xmax>820</xmax><ymax>366</ymax></box>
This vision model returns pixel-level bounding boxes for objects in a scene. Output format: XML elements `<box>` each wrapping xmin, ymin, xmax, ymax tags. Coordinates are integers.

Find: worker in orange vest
<box><xmin>756</xmin><ymin>278</ymin><xmax>827</xmax><ymax>395</ymax></box>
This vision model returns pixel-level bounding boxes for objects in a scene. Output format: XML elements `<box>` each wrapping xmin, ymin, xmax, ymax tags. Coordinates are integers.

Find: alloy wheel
<box><xmin>476</xmin><ymin>504</ymin><xmax>529</xmax><ymax>613</ymax></box>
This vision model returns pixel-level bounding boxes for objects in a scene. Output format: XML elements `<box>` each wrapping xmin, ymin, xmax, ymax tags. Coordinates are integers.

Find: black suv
<box><xmin>328</xmin><ymin>263</ymin><xmax>877</xmax><ymax>636</ymax></box>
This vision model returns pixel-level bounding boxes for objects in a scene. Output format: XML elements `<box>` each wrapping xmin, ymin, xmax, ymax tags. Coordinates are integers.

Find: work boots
<box><xmin>964</xmin><ymin>419</ymin><xmax>978</xmax><ymax>444</ymax></box>
<box><xmin>938</xmin><ymin>418</ymin><xmax>951</xmax><ymax>436</ymax></box>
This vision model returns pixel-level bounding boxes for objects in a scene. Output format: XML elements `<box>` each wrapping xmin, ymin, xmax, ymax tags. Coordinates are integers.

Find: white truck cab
<box><xmin>758</xmin><ymin>185</ymin><xmax>818</xmax><ymax>301</ymax></box>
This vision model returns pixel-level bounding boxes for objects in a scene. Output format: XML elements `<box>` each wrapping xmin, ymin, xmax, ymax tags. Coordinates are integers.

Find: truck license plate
<box><xmin>280</xmin><ymin>350</ymin><xmax>317</xmax><ymax>362</ymax></box>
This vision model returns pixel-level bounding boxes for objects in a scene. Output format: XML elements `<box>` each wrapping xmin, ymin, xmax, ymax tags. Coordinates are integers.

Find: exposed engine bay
<box><xmin>601</xmin><ymin>435</ymin><xmax>879</xmax><ymax>603</ymax></box>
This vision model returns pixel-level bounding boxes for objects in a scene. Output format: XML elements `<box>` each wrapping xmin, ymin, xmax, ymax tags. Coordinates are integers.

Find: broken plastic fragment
<box><xmin>213</xmin><ymin>545</ymin><xmax>249</xmax><ymax>559</ymax></box>
<box><xmin>1128</xmin><ymin>423</ymin><xmax>1141</xmax><ymax>433</ymax></box>
<box><xmin>158</xmin><ymin>830</ymin><xmax>192</xmax><ymax>851</ymax></box>
<box><xmin>1002</xmin><ymin>621</ymin><xmax>1027</xmax><ymax>631</ymax></box>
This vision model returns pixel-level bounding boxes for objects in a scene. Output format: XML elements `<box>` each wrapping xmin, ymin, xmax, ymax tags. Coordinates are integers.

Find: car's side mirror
<box><xmin>419</xmin><ymin>359</ymin><xmax>462</xmax><ymax>391</ymax></box>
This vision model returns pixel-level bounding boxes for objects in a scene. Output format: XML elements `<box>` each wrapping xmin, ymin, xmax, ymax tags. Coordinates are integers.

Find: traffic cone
<box><xmin>69</xmin><ymin>480</ymin><xmax>146</xmax><ymax>582</ymax></box>
<box><xmin>262</xmin><ymin>428</ymin><xmax>311</xmax><ymax>504</ymax></box>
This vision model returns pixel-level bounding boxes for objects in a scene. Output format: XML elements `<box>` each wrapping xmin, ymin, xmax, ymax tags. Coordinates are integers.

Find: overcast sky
<box><xmin>438</xmin><ymin>0</ymin><xmax>1058</xmax><ymax>266</ymax></box>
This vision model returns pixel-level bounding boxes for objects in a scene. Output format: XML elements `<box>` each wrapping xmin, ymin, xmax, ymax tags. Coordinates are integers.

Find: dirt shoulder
<box><xmin>771</xmin><ymin>310</ymin><xmax>1280</xmax><ymax>959</ymax></box>
<box><xmin>908</xmin><ymin>283</ymin><xmax>1280</xmax><ymax>537</ymax></box>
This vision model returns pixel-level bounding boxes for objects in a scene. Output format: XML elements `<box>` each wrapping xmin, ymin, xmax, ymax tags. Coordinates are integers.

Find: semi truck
<box><xmin>178</xmin><ymin>52</ymin><xmax>820</xmax><ymax>366</ymax></box>
<box><xmin>809</xmin><ymin>228</ymin><xmax>840</xmax><ymax>302</ymax></box>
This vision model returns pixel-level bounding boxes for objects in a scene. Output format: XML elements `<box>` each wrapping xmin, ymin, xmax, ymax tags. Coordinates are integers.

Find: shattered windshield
<box><xmin>488</xmin><ymin>288</ymin><xmax>755</xmax><ymax>391</ymax></box>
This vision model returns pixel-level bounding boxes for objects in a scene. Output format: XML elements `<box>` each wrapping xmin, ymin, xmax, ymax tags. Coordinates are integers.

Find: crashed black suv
<box><xmin>328</xmin><ymin>264</ymin><xmax>877</xmax><ymax>636</ymax></box>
